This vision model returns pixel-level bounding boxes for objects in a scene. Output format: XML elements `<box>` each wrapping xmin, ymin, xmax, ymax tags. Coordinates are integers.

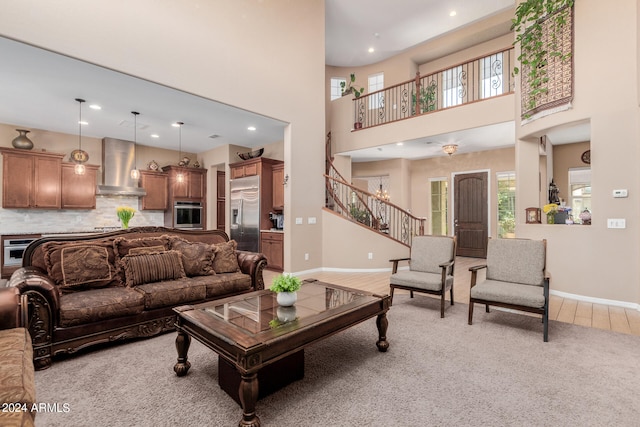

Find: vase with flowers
<box><xmin>116</xmin><ymin>206</ymin><xmax>135</xmax><ymax>229</ymax></box>
<box><xmin>542</xmin><ymin>203</ymin><xmax>558</xmax><ymax>224</ymax></box>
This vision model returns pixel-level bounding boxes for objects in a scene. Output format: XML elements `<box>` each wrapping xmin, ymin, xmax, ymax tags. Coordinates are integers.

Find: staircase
<box><xmin>325</xmin><ymin>132</ymin><xmax>425</xmax><ymax>247</ymax></box>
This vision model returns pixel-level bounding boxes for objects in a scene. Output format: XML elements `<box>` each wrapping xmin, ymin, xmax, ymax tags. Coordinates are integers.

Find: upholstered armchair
<box><xmin>389</xmin><ymin>235</ymin><xmax>457</xmax><ymax>318</ymax></box>
<box><xmin>468</xmin><ymin>238</ymin><xmax>550</xmax><ymax>342</ymax></box>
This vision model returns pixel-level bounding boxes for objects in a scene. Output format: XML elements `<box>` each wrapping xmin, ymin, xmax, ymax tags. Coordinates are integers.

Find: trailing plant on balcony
<box><xmin>411</xmin><ymin>82</ymin><xmax>437</xmax><ymax>115</ymax></box>
<box><xmin>512</xmin><ymin>0</ymin><xmax>574</xmax><ymax>114</ymax></box>
<box><xmin>349</xmin><ymin>203</ymin><xmax>371</xmax><ymax>226</ymax></box>
<box><xmin>340</xmin><ymin>73</ymin><xmax>365</xmax><ymax>98</ymax></box>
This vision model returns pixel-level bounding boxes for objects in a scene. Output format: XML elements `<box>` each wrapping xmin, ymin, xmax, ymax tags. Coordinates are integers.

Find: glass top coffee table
<box><xmin>173</xmin><ymin>279</ymin><xmax>390</xmax><ymax>427</ymax></box>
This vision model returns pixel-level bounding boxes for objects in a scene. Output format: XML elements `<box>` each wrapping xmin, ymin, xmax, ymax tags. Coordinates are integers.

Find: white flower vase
<box><xmin>277</xmin><ymin>306</ymin><xmax>297</xmax><ymax>322</ymax></box>
<box><xmin>277</xmin><ymin>291</ymin><xmax>297</xmax><ymax>307</ymax></box>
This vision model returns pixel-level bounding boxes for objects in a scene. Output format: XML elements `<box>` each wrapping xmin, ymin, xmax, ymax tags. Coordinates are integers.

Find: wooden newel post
<box><xmin>418</xmin><ymin>218</ymin><xmax>425</xmax><ymax>235</ymax></box>
<box><xmin>414</xmin><ymin>72</ymin><xmax>422</xmax><ymax>115</ymax></box>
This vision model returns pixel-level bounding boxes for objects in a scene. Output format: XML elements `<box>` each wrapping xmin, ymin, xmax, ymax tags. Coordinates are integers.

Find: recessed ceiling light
<box><xmin>78</xmin><ymin>121</ymin><xmax>88</xmax><ymax>126</ymax></box>
<box><xmin>150</xmin><ymin>134</ymin><xmax>159</xmax><ymax>138</ymax></box>
<box><xmin>396</xmin><ymin>142</ymin><xmax>404</xmax><ymax>146</ymax></box>
<box><xmin>247</xmin><ymin>126</ymin><xmax>256</xmax><ymax>131</ymax></box>
<box><xmin>172</xmin><ymin>122</ymin><xmax>181</xmax><ymax>127</ymax></box>
<box><xmin>449</xmin><ymin>10</ymin><xmax>457</xmax><ymax>17</ymax></box>
<box><xmin>89</xmin><ymin>104</ymin><xmax>101</xmax><ymax>110</ymax></box>
<box><xmin>368</xmin><ymin>47</ymin><xmax>375</xmax><ymax>53</ymax></box>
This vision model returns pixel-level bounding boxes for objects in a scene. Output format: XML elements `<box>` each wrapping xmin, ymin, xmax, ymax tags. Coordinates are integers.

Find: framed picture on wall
<box><xmin>525</xmin><ymin>207</ymin><xmax>542</xmax><ymax>224</ymax></box>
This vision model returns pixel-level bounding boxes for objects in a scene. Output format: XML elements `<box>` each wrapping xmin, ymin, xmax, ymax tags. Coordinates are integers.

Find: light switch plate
<box><xmin>612</xmin><ymin>189</ymin><xmax>628</xmax><ymax>198</ymax></box>
<box><xmin>295</xmin><ymin>217</ymin><xmax>303</xmax><ymax>225</ymax></box>
<box><xmin>607</xmin><ymin>218</ymin><xmax>626</xmax><ymax>228</ymax></box>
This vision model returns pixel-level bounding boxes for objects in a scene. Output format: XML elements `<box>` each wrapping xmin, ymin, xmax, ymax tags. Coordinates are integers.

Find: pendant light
<box><xmin>176</xmin><ymin>121</ymin><xmax>185</xmax><ymax>183</ymax></box>
<box><xmin>130</xmin><ymin>111</ymin><xmax>140</xmax><ymax>180</ymax></box>
<box><xmin>74</xmin><ymin>98</ymin><xmax>86</xmax><ymax>175</ymax></box>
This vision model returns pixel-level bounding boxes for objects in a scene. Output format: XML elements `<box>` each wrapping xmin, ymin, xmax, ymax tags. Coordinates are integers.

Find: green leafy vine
<box><xmin>512</xmin><ymin>0</ymin><xmax>574</xmax><ymax>114</ymax></box>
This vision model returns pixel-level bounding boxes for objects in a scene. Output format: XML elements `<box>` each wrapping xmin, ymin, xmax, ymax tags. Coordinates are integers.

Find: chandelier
<box><xmin>442</xmin><ymin>144</ymin><xmax>458</xmax><ymax>156</ymax></box>
<box><xmin>375</xmin><ymin>181</ymin><xmax>390</xmax><ymax>201</ymax></box>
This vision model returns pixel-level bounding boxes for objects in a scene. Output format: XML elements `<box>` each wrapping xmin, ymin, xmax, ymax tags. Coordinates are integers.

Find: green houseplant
<box><xmin>269</xmin><ymin>273</ymin><xmax>302</xmax><ymax>306</ymax></box>
<box><xmin>116</xmin><ymin>206</ymin><xmax>135</xmax><ymax>229</ymax></box>
<box><xmin>340</xmin><ymin>73</ymin><xmax>365</xmax><ymax>98</ymax></box>
<box><xmin>512</xmin><ymin>0</ymin><xmax>574</xmax><ymax>115</ymax></box>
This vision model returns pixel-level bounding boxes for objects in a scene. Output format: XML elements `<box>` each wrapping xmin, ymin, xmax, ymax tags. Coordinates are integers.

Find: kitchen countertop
<box><xmin>261</xmin><ymin>229</ymin><xmax>284</xmax><ymax>233</ymax></box>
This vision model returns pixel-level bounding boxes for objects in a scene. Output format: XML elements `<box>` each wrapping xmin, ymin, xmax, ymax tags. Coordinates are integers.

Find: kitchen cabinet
<box><xmin>1</xmin><ymin>148</ymin><xmax>64</xmax><ymax>209</ymax></box>
<box><xmin>216</xmin><ymin>171</ymin><xmax>225</xmax><ymax>229</ymax></box>
<box><xmin>272</xmin><ymin>163</ymin><xmax>284</xmax><ymax>210</ymax></box>
<box><xmin>230</xmin><ymin>161</ymin><xmax>260</xmax><ymax>179</ymax></box>
<box><xmin>163</xmin><ymin>166</ymin><xmax>207</xmax><ymax>200</ymax></box>
<box><xmin>139</xmin><ymin>170</ymin><xmax>168</xmax><ymax>210</ymax></box>
<box><xmin>260</xmin><ymin>231</ymin><xmax>283</xmax><ymax>271</ymax></box>
<box><xmin>61</xmin><ymin>163</ymin><xmax>99</xmax><ymax>209</ymax></box>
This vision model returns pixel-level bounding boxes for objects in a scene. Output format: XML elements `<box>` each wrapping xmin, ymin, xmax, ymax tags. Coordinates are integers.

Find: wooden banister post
<box><xmin>414</xmin><ymin>72</ymin><xmax>422</xmax><ymax>115</ymax></box>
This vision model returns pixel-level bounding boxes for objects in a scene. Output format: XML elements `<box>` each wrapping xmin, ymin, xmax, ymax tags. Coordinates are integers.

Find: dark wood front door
<box><xmin>454</xmin><ymin>172</ymin><xmax>488</xmax><ymax>258</ymax></box>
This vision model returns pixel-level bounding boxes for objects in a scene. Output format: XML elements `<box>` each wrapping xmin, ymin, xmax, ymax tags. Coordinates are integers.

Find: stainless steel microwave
<box><xmin>174</xmin><ymin>201</ymin><xmax>203</xmax><ymax>229</ymax></box>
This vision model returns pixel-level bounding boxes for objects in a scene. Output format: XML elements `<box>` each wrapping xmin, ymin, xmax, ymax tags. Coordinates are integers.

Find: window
<box><xmin>497</xmin><ymin>172</ymin><xmax>516</xmax><ymax>238</ymax></box>
<box><xmin>368</xmin><ymin>72</ymin><xmax>384</xmax><ymax>109</ymax></box>
<box><xmin>442</xmin><ymin>65</ymin><xmax>463</xmax><ymax>108</ymax></box>
<box><xmin>430</xmin><ymin>179</ymin><xmax>448</xmax><ymax>235</ymax></box>
<box><xmin>480</xmin><ymin>52</ymin><xmax>504</xmax><ymax>99</ymax></box>
<box><xmin>330</xmin><ymin>77</ymin><xmax>346</xmax><ymax>101</ymax></box>
<box><xmin>569</xmin><ymin>168</ymin><xmax>591</xmax><ymax>222</ymax></box>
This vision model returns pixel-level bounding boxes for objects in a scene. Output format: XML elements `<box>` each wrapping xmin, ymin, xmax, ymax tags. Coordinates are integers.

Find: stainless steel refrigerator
<box><xmin>229</xmin><ymin>175</ymin><xmax>260</xmax><ymax>252</ymax></box>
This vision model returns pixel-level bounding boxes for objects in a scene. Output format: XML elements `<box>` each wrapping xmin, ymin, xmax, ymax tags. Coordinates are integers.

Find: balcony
<box><xmin>347</xmin><ymin>47</ymin><xmax>515</xmax><ymax>131</ymax></box>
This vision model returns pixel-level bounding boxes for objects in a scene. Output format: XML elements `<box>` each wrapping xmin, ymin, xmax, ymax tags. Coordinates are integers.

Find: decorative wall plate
<box><xmin>70</xmin><ymin>149</ymin><xmax>89</xmax><ymax>163</ymax></box>
<box><xmin>581</xmin><ymin>150</ymin><xmax>591</xmax><ymax>164</ymax></box>
<box><xmin>147</xmin><ymin>160</ymin><xmax>159</xmax><ymax>171</ymax></box>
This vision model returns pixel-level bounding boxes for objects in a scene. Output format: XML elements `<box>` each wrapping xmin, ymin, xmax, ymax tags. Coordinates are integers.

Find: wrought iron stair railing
<box><xmin>325</xmin><ymin>133</ymin><xmax>425</xmax><ymax>246</ymax></box>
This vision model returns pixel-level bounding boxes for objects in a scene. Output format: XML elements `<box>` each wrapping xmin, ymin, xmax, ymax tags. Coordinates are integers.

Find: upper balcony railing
<box><xmin>352</xmin><ymin>47</ymin><xmax>515</xmax><ymax>130</ymax></box>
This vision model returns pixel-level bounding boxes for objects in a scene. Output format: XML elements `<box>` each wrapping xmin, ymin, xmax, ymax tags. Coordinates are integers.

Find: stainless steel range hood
<box><xmin>96</xmin><ymin>137</ymin><xmax>147</xmax><ymax>196</ymax></box>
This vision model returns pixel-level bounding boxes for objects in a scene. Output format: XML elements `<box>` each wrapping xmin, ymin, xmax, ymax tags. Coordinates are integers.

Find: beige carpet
<box><xmin>35</xmin><ymin>295</ymin><xmax>640</xmax><ymax>426</ymax></box>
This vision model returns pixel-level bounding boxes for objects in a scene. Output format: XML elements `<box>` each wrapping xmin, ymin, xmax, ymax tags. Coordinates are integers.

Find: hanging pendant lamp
<box><xmin>176</xmin><ymin>122</ymin><xmax>185</xmax><ymax>183</ymax></box>
<box><xmin>74</xmin><ymin>98</ymin><xmax>86</xmax><ymax>175</ymax></box>
<box><xmin>130</xmin><ymin>111</ymin><xmax>140</xmax><ymax>180</ymax></box>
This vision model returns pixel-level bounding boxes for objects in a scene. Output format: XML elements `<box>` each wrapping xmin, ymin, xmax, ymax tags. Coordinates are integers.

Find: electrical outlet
<box><xmin>304</xmin><ymin>253</ymin><xmax>309</xmax><ymax>261</ymax></box>
<box><xmin>368</xmin><ymin>252</ymin><xmax>373</xmax><ymax>260</ymax></box>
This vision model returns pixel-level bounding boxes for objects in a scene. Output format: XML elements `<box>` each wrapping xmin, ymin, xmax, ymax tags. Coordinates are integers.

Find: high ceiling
<box><xmin>0</xmin><ymin>1</ymin><xmax>589</xmax><ymax>162</ymax></box>
<box><xmin>325</xmin><ymin>0</ymin><xmax>515</xmax><ymax>67</ymax></box>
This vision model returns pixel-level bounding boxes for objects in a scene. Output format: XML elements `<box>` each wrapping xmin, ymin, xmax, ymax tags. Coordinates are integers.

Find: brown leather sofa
<box><xmin>0</xmin><ymin>287</ymin><xmax>36</xmax><ymax>427</ymax></box>
<box><xmin>8</xmin><ymin>226</ymin><xmax>267</xmax><ymax>370</ymax></box>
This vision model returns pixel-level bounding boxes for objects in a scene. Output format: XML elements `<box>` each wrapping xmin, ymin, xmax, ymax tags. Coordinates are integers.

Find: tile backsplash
<box><xmin>0</xmin><ymin>196</ymin><xmax>164</xmax><ymax>235</ymax></box>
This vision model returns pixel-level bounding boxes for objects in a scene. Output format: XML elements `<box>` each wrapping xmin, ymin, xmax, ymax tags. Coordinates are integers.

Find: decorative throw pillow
<box><xmin>43</xmin><ymin>240</ymin><xmax>118</xmax><ymax>290</ymax></box>
<box><xmin>128</xmin><ymin>245</ymin><xmax>166</xmax><ymax>255</ymax></box>
<box><xmin>120</xmin><ymin>250</ymin><xmax>186</xmax><ymax>287</ymax></box>
<box><xmin>212</xmin><ymin>240</ymin><xmax>240</xmax><ymax>274</ymax></box>
<box><xmin>113</xmin><ymin>235</ymin><xmax>171</xmax><ymax>262</ymax></box>
<box><xmin>169</xmin><ymin>236</ymin><xmax>215</xmax><ymax>277</ymax></box>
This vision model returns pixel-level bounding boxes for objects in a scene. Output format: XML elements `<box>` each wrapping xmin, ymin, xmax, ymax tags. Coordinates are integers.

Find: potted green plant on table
<box><xmin>269</xmin><ymin>273</ymin><xmax>302</xmax><ymax>306</ymax></box>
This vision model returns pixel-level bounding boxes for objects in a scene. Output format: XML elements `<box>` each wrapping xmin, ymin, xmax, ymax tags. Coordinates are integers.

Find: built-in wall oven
<box><xmin>173</xmin><ymin>201</ymin><xmax>204</xmax><ymax>229</ymax></box>
<box><xmin>1</xmin><ymin>235</ymin><xmax>41</xmax><ymax>279</ymax></box>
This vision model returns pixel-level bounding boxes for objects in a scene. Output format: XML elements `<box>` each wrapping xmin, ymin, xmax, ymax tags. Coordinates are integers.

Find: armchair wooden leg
<box><xmin>440</xmin><ymin>293</ymin><xmax>445</xmax><ymax>318</ymax></box>
<box><xmin>389</xmin><ymin>286</ymin><xmax>395</xmax><ymax>306</ymax></box>
<box><xmin>543</xmin><ymin>310</ymin><xmax>549</xmax><ymax>342</ymax></box>
<box><xmin>450</xmin><ymin>286</ymin><xmax>454</xmax><ymax>306</ymax></box>
<box><xmin>485</xmin><ymin>304</ymin><xmax>490</xmax><ymax>313</ymax></box>
<box><xmin>468</xmin><ymin>301</ymin><xmax>474</xmax><ymax>325</ymax></box>
<box><xmin>410</xmin><ymin>290</ymin><xmax>414</xmax><ymax>299</ymax></box>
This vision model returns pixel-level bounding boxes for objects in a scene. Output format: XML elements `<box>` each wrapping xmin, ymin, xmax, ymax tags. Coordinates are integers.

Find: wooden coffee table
<box><xmin>173</xmin><ymin>279</ymin><xmax>390</xmax><ymax>427</ymax></box>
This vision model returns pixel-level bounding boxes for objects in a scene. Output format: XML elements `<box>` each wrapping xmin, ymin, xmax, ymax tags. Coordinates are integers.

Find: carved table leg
<box><xmin>238</xmin><ymin>372</ymin><xmax>260</xmax><ymax>427</ymax></box>
<box><xmin>173</xmin><ymin>331</ymin><xmax>191</xmax><ymax>377</ymax></box>
<box><xmin>376</xmin><ymin>312</ymin><xmax>389</xmax><ymax>352</ymax></box>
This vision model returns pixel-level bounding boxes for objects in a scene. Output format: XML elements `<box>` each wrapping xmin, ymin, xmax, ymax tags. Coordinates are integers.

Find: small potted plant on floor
<box><xmin>269</xmin><ymin>273</ymin><xmax>302</xmax><ymax>306</ymax></box>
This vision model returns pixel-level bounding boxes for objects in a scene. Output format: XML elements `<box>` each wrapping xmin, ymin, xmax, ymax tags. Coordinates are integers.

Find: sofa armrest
<box><xmin>0</xmin><ymin>287</ymin><xmax>27</xmax><ymax>330</ymax></box>
<box><xmin>236</xmin><ymin>250</ymin><xmax>268</xmax><ymax>291</ymax></box>
<box><xmin>7</xmin><ymin>267</ymin><xmax>58</xmax><ymax>369</ymax></box>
